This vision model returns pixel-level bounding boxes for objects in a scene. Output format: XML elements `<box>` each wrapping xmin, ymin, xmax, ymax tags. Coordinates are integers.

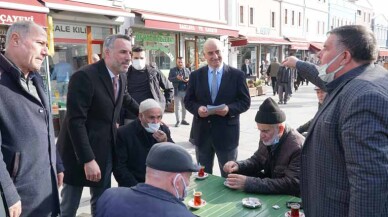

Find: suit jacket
<box><xmin>241</xmin><ymin>64</ymin><xmax>252</xmax><ymax>77</ymax></box>
<box><xmin>57</xmin><ymin>59</ymin><xmax>139</xmax><ymax>187</ymax></box>
<box><xmin>184</xmin><ymin>64</ymin><xmax>250</xmax><ymax>151</ymax></box>
<box><xmin>0</xmin><ymin>53</ymin><xmax>60</xmax><ymax>216</ymax></box>
<box><xmin>168</xmin><ymin>66</ymin><xmax>190</xmax><ymax>95</ymax></box>
<box><xmin>301</xmin><ymin>64</ymin><xmax>388</xmax><ymax>216</ymax></box>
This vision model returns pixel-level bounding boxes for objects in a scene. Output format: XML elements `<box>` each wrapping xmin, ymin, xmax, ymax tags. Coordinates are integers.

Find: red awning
<box><xmin>290</xmin><ymin>42</ymin><xmax>310</xmax><ymax>50</ymax></box>
<box><xmin>379</xmin><ymin>48</ymin><xmax>388</xmax><ymax>57</ymax></box>
<box><xmin>310</xmin><ymin>42</ymin><xmax>324</xmax><ymax>51</ymax></box>
<box><xmin>0</xmin><ymin>0</ymin><xmax>48</xmax><ymax>26</ymax></box>
<box><xmin>229</xmin><ymin>35</ymin><xmax>247</xmax><ymax>47</ymax></box>
<box><xmin>247</xmin><ymin>36</ymin><xmax>291</xmax><ymax>45</ymax></box>
<box><xmin>0</xmin><ymin>0</ymin><xmax>48</xmax><ymax>13</ymax></box>
<box><xmin>41</xmin><ymin>0</ymin><xmax>134</xmax><ymax>17</ymax></box>
<box><xmin>134</xmin><ymin>10</ymin><xmax>239</xmax><ymax>37</ymax></box>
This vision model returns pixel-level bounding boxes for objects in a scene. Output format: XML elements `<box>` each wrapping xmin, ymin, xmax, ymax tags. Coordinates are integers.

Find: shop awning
<box><xmin>310</xmin><ymin>42</ymin><xmax>324</xmax><ymax>51</ymax></box>
<box><xmin>134</xmin><ymin>10</ymin><xmax>239</xmax><ymax>37</ymax></box>
<box><xmin>379</xmin><ymin>48</ymin><xmax>388</xmax><ymax>57</ymax></box>
<box><xmin>290</xmin><ymin>43</ymin><xmax>310</xmax><ymax>50</ymax></box>
<box><xmin>247</xmin><ymin>36</ymin><xmax>291</xmax><ymax>45</ymax></box>
<box><xmin>229</xmin><ymin>35</ymin><xmax>247</xmax><ymax>47</ymax></box>
<box><xmin>284</xmin><ymin>36</ymin><xmax>310</xmax><ymax>50</ymax></box>
<box><xmin>0</xmin><ymin>0</ymin><xmax>48</xmax><ymax>26</ymax></box>
<box><xmin>41</xmin><ymin>0</ymin><xmax>134</xmax><ymax>17</ymax></box>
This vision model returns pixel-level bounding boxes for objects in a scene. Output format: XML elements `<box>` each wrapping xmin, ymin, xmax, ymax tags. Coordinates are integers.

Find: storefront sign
<box><xmin>135</xmin><ymin>31</ymin><xmax>174</xmax><ymax>43</ymax></box>
<box><xmin>0</xmin><ymin>9</ymin><xmax>47</xmax><ymax>26</ymax></box>
<box><xmin>54</xmin><ymin>23</ymin><xmax>87</xmax><ymax>40</ymax></box>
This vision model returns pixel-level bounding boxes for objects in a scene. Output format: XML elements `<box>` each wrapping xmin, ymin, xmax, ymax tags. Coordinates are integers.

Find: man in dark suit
<box><xmin>0</xmin><ymin>21</ymin><xmax>61</xmax><ymax>217</ymax></box>
<box><xmin>283</xmin><ymin>25</ymin><xmax>388</xmax><ymax>216</ymax></box>
<box><xmin>241</xmin><ymin>58</ymin><xmax>253</xmax><ymax>78</ymax></box>
<box><xmin>57</xmin><ymin>34</ymin><xmax>139</xmax><ymax>217</ymax></box>
<box><xmin>184</xmin><ymin>38</ymin><xmax>250</xmax><ymax>177</ymax></box>
<box><xmin>168</xmin><ymin>56</ymin><xmax>191</xmax><ymax>127</ymax></box>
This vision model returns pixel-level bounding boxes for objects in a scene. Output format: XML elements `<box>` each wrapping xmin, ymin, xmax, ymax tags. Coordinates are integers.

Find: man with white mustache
<box><xmin>223</xmin><ymin>97</ymin><xmax>304</xmax><ymax>196</ymax></box>
<box><xmin>114</xmin><ymin>98</ymin><xmax>174</xmax><ymax>188</ymax></box>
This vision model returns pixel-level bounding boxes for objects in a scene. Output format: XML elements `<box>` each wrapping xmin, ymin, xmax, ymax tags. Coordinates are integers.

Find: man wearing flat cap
<box><xmin>97</xmin><ymin>142</ymin><xmax>199</xmax><ymax>217</ymax></box>
<box><xmin>223</xmin><ymin>97</ymin><xmax>304</xmax><ymax>196</ymax></box>
<box><xmin>114</xmin><ymin>98</ymin><xmax>174</xmax><ymax>187</ymax></box>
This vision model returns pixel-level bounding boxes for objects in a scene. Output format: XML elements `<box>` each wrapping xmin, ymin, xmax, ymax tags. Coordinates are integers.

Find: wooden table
<box><xmin>185</xmin><ymin>174</ymin><xmax>302</xmax><ymax>217</ymax></box>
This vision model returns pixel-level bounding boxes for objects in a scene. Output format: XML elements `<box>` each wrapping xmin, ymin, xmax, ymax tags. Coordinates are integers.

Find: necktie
<box><xmin>112</xmin><ymin>76</ymin><xmax>119</xmax><ymax>101</ymax></box>
<box><xmin>211</xmin><ymin>70</ymin><xmax>218</xmax><ymax>103</ymax></box>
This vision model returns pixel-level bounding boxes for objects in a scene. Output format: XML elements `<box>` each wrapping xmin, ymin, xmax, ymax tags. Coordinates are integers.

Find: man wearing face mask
<box><xmin>122</xmin><ymin>46</ymin><xmax>173</xmax><ymax>124</ymax></box>
<box><xmin>282</xmin><ymin>25</ymin><xmax>388</xmax><ymax>216</ymax></box>
<box><xmin>97</xmin><ymin>142</ymin><xmax>199</xmax><ymax>217</ymax></box>
<box><xmin>223</xmin><ymin>97</ymin><xmax>304</xmax><ymax>196</ymax></box>
<box><xmin>114</xmin><ymin>99</ymin><xmax>174</xmax><ymax>187</ymax></box>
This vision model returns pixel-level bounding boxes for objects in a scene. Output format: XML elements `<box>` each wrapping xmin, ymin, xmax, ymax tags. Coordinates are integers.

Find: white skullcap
<box><xmin>139</xmin><ymin>99</ymin><xmax>162</xmax><ymax>113</ymax></box>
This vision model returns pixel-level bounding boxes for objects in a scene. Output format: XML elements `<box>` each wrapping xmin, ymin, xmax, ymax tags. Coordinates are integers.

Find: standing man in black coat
<box><xmin>57</xmin><ymin>34</ymin><xmax>139</xmax><ymax>217</ymax></box>
<box><xmin>0</xmin><ymin>21</ymin><xmax>61</xmax><ymax>217</ymax></box>
<box><xmin>241</xmin><ymin>58</ymin><xmax>253</xmax><ymax>78</ymax></box>
<box><xmin>184</xmin><ymin>38</ymin><xmax>250</xmax><ymax>177</ymax></box>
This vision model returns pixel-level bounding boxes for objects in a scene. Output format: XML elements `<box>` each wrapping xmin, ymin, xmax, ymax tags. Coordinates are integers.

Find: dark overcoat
<box><xmin>57</xmin><ymin>59</ymin><xmax>138</xmax><ymax>187</ymax></box>
<box><xmin>0</xmin><ymin>54</ymin><xmax>60</xmax><ymax>216</ymax></box>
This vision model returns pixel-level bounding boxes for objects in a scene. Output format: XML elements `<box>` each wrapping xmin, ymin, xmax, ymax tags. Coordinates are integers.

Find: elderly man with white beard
<box><xmin>223</xmin><ymin>97</ymin><xmax>304</xmax><ymax>196</ymax></box>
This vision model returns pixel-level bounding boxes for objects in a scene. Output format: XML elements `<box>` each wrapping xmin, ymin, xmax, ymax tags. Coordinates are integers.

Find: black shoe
<box><xmin>181</xmin><ymin>120</ymin><xmax>190</xmax><ymax>125</ymax></box>
<box><xmin>175</xmin><ymin>121</ymin><xmax>180</xmax><ymax>127</ymax></box>
<box><xmin>278</xmin><ymin>101</ymin><xmax>283</xmax><ymax>104</ymax></box>
<box><xmin>284</xmin><ymin>101</ymin><xmax>287</xmax><ymax>104</ymax></box>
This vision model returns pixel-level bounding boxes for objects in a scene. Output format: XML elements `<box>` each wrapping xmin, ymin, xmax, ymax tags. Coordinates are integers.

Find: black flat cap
<box><xmin>146</xmin><ymin>142</ymin><xmax>200</xmax><ymax>172</ymax></box>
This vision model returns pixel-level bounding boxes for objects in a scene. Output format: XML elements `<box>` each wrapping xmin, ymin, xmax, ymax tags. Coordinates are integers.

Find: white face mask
<box><xmin>317</xmin><ymin>52</ymin><xmax>344</xmax><ymax>83</ymax></box>
<box><xmin>144</xmin><ymin>122</ymin><xmax>160</xmax><ymax>133</ymax></box>
<box><xmin>263</xmin><ymin>127</ymin><xmax>280</xmax><ymax>146</ymax></box>
<box><xmin>173</xmin><ymin>173</ymin><xmax>187</xmax><ymax>201</ymax></box>
<box><xmin>132</xmin><ymin>59</ymin><xmax>146</xmax><ymax>70</ymax></box>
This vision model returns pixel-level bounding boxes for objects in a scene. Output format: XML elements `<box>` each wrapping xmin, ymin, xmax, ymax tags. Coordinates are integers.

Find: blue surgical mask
<box><xmin>317</xmin><ymin>52</ymin><xmax>344</xmax><ymax>83</ymax></box>
<box><xmin>173</xmin><ymin>173</ymin><xmax>187</xmax><ymax>201</ymax></box>
<box><xmin>144</xmin><ymin>123</ymin><xmax>160</xmax><ymax>133</ymax></box>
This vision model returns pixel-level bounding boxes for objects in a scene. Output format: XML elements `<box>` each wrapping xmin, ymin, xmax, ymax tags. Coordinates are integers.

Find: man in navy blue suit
<box><xmin>184</xmin><ymin>38</ymin><xmax>250</xmax><ymax>177</ymax></box>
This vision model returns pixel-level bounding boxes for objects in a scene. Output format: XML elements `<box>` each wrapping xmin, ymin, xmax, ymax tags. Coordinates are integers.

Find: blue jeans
<box><xmin>60</xmin><ymin>162</ymin><xmax>112</xmax><ymax>217</ymax></box>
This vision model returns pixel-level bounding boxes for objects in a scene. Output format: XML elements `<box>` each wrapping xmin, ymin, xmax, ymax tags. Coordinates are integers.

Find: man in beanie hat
<box><xmin>223</xmin><ymin>97</ymin><xmax>304</xmax><ymax>196</ymax></box>
<box><xmin>114</xmin><ymin>98</ymin><xmax>174</xmax><ymax>187</ymax></box>
<box><xmin>97</xmin><ymin>142</ymin><xmax>199</xmax><ymax>217</ymax></box>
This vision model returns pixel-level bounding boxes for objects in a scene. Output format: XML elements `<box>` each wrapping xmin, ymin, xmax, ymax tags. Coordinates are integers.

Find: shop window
<box><xmin>0</xmin><ymin>26</ymin><xmax>8</xmax><ymax>53</ymax></box>
<box><xmin>240</xmin><ymin>6</ymin><xmax>244</xmax><ymax>24</ymax></box>
<box><xmin>249</xmin><ymin>7</ymin><xmax>254</xmax><ymax>25</ymax></box>
<box><xmin>285</xmin><ymin>9</ymin><xmax>288</xmax><ymax>24</ymax></box>
<box><xmin>271</xmin><ymin>12</ymin><xmax>276</xmax><ymax>28</ymax></box>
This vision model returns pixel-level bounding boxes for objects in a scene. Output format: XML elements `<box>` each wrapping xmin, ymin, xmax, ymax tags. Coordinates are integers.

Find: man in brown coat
<box><xmin>223</xmin><ymin>97</ymin><xmax>304</xmax><ymax>196</ymax></box>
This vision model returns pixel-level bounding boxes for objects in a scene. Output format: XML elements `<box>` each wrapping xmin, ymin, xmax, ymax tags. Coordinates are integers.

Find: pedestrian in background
<box><xmin>169</xmin><ymin>57</ymin><xmax>190</xmax><ymax>127</ymax></box>
<box><xmin>0</xmin><ymin>21</ymin><xmax>61</xmax><ymax>217</ymax></box>
<box><xmin>283</xmin><ymin>25</ymin><xmax>388</xmax><ymax>217</ymax></box>
<box><xmin>184</xmin><ymin>38</ymin><xmax>250</xmax><ymax>177</ymax></box>
<box><xmin>57</xmin><ymin>34</ymin><xmax>139</xmax><ymax>217</ymax></box>
<box><xmin>266</xmin><ymin>57</ymin><xmax>281</xmax><ymax>96</ymax></box>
